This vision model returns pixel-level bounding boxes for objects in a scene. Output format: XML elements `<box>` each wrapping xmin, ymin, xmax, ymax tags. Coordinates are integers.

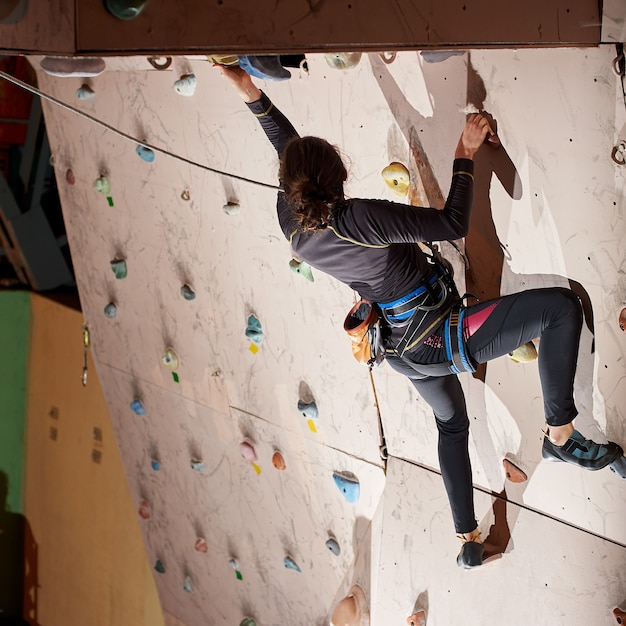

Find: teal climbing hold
<box><xmin>104</xmin><ymin>0</ymin><xmax>149</xmax><ymax>20</ymax></box>
<box><xmin>76</xmin><ymin>84</ymin><xmax>95</xmax><ymax>100</ymax></box>
<box><xmin>104</xmin><ymin>302</ymin><xmax>117</xmax><ymax>318</ymax></box>
<box><xmin>332</xmin><ymin>471</ymin><xmax>360</xmax><ymax>504</ymax></box>
<box><xmin>325</xmin><ymin>538</ymin><xmax>341</xmax><ymax>556</ymax></box>
<box><xmin>154</xmin><ymin>559</ymin><xmax>165</xmax><ymax>573</ymax></box>
<box><xmin>130</xmin><ymin>399</ymin><xmax>146</xmax><ymax>415</ymax></box>
<box><xmin>136</xmin><ymin>144</ymin><xmax>155</xmax><ymax>162</ymax></box>
<box><xmin>174</xmin><ymin>73</ymin><xmax>197</xmax><ymax>96</ymax></box>
<box><xmin>110</xmin><ymin>259</ymin><xmax>127</xmax><ymax>279</ymax></box>
<box><xmin>183</xmin><ymin>576</ymin><xmax>194</xmax><ymax>593</ymax></box>
<box><xmin>289</xmin><ymin>259</ymin><xmax>314</xmax><ymax>282</ymax></box>
<box><xmin>181</xmin><ymin>284</ymin><xmax>196</xmax><ymax>300</ymax></box>
<box><xmin>283</xmin><ymin>556</ymin><xmax>301</xmax><ymax>572</ymax></box>
<box><xmin>297</xmin><ymin>399</ymin><xmax>318</xmax><ymax>420</ymax></box>
<box><xmin>245</xmin><ymin>315</ymin><xmax>263</xmax><ymax>344</ymax></box>
<box><xmin>94</xmin><ymin>176</ymin><xmax>111</xmax><ymax>195</ymax></box>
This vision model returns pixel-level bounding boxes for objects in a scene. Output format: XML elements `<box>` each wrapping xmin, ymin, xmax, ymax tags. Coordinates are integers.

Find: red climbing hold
<box><xmin>503</xmin><ymin>458</ymin><xmax>527</xmax><ymax>483</ymax></box>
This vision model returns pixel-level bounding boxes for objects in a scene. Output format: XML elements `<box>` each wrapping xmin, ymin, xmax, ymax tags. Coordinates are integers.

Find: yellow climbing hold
<box><xmin>508</xmin><ymin>341</ymin><xmax>537</xmax><ymax>363</ymax></box>
<box><xmin>252</xmin><ymin>462</ymin><xmax>261</xmax><ymax>475</ymax></box>
<box><xmin>307</xmin><ymin>419</ymin><xmax>317</xmax><ymax>433</ymax></box>
<box><xmin>381</xmin><ymin>162</ymin><xmax>410</xmax><ymax>196</ymax></box>
<box><xmin>249</xmin><ymin>343</ymin><xmax>259</xmax><ymax>354</ymax></box>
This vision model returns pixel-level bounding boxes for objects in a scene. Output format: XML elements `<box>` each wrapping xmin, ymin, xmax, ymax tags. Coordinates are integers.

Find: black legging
<box><xmin>386</xmin><ymin>287</ymin><xmax>583</xmax><ymax>533</ymax></box>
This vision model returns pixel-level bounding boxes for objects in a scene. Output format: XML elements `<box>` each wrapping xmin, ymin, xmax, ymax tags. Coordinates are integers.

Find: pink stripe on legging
<box><xmin>463</xmin><ymin>301</ymin><xmax>500</xmax><ymax>337</ymax></box>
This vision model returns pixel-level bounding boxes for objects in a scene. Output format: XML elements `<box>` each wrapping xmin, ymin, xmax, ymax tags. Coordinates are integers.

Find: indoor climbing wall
<box><xmin>28</xmin><ymin>48</ymin><xmax>626</xmax><ymax>625</ymax></box>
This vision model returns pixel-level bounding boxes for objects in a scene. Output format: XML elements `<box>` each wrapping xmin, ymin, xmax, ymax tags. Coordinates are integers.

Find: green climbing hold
<box><xmin>245</xmin><ymin>315</ymin><xmax>263</xmax><ymax>344</ymax></box>
<box><xmin>110</xmin><ymin>258</ymin><xmax>127</xmax><ymax>279</ymax></box>
<box><xmin>104</xmin><ymin>302</ymin><xmax>117</xmax><ymax>318</ymax></box>
<box><xmin>240</xmin><ymin>619</ymin><xmax>256</xmax><ymax>626</ymax></box>
<box><xmin>94</xmin><ymin>176</ymin><xmax>111</xmax><ymax>195</ymax></box>
<box><xmin>289</xmin><ymin>259</ymin><xmax>314</xmax><ymax>282</ymax></box>
<box><xmin>154</xmin><ymin>560</ymin><xmax>165</xmax><ymax>573</ymax></box>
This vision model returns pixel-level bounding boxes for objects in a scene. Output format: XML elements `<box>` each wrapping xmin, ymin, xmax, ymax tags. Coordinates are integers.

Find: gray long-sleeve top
<box><xmin>246</xmin><ymin>91</ymin><xmax>474</xmax><ymax>305</ymax></box>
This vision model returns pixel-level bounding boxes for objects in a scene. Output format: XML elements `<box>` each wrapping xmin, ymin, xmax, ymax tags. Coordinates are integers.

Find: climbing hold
<box><xmin>138</xmin><ymin>499</ymin><xmax>151</xmax><ymax>519</ymax></box>
<box><xmin>245</xmin><ymin>315</ymin><xmax>263</xmax><ymax>344</ymax></box>
<box><xmin>76</xmin><ymin>84</ymin><xmax>95</xmax><ymax>100</ymax></box>
<box><xmin>181</xmin><ymin>189</ymin><xmax>191</xmax><ymax>201</ymax></box>
<box><xmin>162</xmin><ymin>348</ymin><xmax>179</xmax><ymax>371</ymax></box>
<box><xmin>381</xmin><ymin>162</ymin><xmax>410</xmax><ymax>196</ymax></box>
<box><xmin>332</xmin><ymin>471</ymin><xmax>360</xmax><ymax>504</ymax></box>
<box><xmin>272</xmin><ymin>450</ymin><xmax>286</xmax><ymax>470</ymax></box>
<box><xmin>104</xmin><ymin>0</ymin><xmax>149</xmax><ymax>20</ymax></box>
<box><xmin>619</xmin><ymin>308</ymin><xmax>626</xmax><ymax>332</ymax></box>
<box><xmin>154</xmin><ymin>559</ymin><xmax>165</xmax><ymax>573</ymax></box>
<box><xmin>206</xmin><ymin>54</ymin><xmax>239</xmax><ymax>66</ymax></box>
<box><xmin>151</xmin><ymin>459</ymin><xmax>160</xmax><ymax>471</ymax></box>
<box><xmin>484</xmin><ymin>132</ymin><xmax>501</xmax><ymax>148</ymax></box>
<box><xmin>183</xmin><ymin>576</ymin><xmax>194</xmax><ymax>594</ymax></box>
<box><xmin>614</xmin><ymin>607</ymin><xmax>626</xmax><ymax>623</ymax></box>
<box><xmin>194</xmin><ymin>538</ymin><xmax>208</xmax><ymax>553</ymax></box>
<box><xmin>240</xmin><ymin>619</ymin><xmax>257</xmax><ymax>626</ymax></box>
<box><xmin>611</xmin><ymin>141</ymin><xmax>626</xmax><ymax>166</ymax></box>
<box><xmin>104</xmin><ymin>302</ymin><xmax>117</xmax><ymax>318</ymax></box>
<box><xmin>508</xmin><ymin>341</ymin><xmax>537</xmax><ymax>363</ymax></box>
<box><xmin>283</xmin><ymin>555</ymin><xmax>301</xmax><ymax>572</ymax></box>
<box><xmin>110</xmin><ymin>258</ymin><xmax>127</xmax><ymax>279</ymax></box>
<box><xmin>40</xmin><ymin>56</ymin><xmax>106</xmax><ymax>77</ymax></box>
<box><xmin>190</xmin><ymin>459</ymin><xmax>205</xmax><ymax>472</ymax></box>
<box><xmin>94</xmin><ymin>176</ymin><xmax>111</xmax><ymax>195</ymax></box>
<box><xmin>609</xmin><ymin>456</ymin><xmax>626</xmax><ymax>479</ymax></box>
<box><xmin>223</xmin><ymin>201</ymin><xmax>240</xmax><ymax>215</ymax></box>
<box><xmin>502</xmin><ymin>458</ymin><xmax>528</xmax><ymax>483</ymax></box>
<box><xmin>147</xmin><ymin>56</ymin><xmax>172</xmax><ymax>70</ymax></box>
<box><xmin>228</xmin><ymin>558</ymin><xmax>240</xmax><ymax>570</ymax></box>
<box><xmin>65</xmin><ymin>169</ymin><xmax>75</xmax><ymax>185</ymax></box>
<box><xmin>297</xmin><ymin>399</ymin><xmax>318</xmax><ymax>420</ymax></box>
<box><xmin>325</xmin><ymin>537</ymin><xmax>340</xmax><ymax>556</ymax></box>
<box><xmin>130</xmin><ymin>399</ymin><xmax>146</xmax><ymax>415</ymax></box>
<box><xmin>174</xmin><ymin>73</ymin><xmax>197</xmax><ymax>96</ymax></box>
<box><xmin>420</xmin><ymin>50</ymin><xmax>466</xmax><ymax>63</ymax></box>
<box><xmin>289</xmin><ymin>259</ymin><xmax>314</xmax><ymax>282</ymax></box>
<box><xmin>239</xmin><ymin>438</ymin><xmax>258</xmax><ymax>463</ymax></box>
<box><xmin>407</xmin><ymin>610</ymin><xmax>427</xmax><ymax>626</ymax></box>
<box><xmin>331</xmin><ymin>585</ymin><xmax>366</xmax><ymax>626</ymax></box>
<box><xmin>181</xmin><ymin>284</ymin><xmax>196</xmax><ymax>300</ymax></box>
<box><xmin>324</xmin><ymin>52</ymin><xmax>362</xmax><ymax>70</ymax></box>
<box><xmin>136</xmin><ymin>144</ymin><xmax>155</xmax><ymax>162</ymax></box>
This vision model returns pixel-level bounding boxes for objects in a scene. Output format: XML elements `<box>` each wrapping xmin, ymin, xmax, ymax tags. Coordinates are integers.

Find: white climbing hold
<box><xmin>174</xmin><ymin>73</ymin><xmax>197</xmax><ymax>96</ymax></box>
<box><xmin>76</xmin><ymin>84</ymin><xmax>96</xmax><ymax>100</ymax></box>
<box><xmin>40</xmin><ymin>56</ymin><xmax>106</xmax><ymax>78</ymax></box>
<box><xmin>223</xmin><ymin>201</ymin><xmax>240</xmax><ymax>216</ymax></box>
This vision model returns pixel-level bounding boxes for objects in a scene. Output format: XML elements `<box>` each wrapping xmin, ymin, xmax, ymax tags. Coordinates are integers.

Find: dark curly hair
<box><xmin>279</xmin><ymin>136</ymin><xmax>347</xmax><ymax>231</ymax></box>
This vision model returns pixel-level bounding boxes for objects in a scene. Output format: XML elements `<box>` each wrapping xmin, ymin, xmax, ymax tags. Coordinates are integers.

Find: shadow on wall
<box><xmin>0</xmin><ymin>470</ymin><xmax>37</xmax><ymax>626</ymax></box>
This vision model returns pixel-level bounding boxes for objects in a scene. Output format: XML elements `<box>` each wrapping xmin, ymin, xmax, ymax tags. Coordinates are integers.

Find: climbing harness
<box><xmin>444</xmin><ymin>301</ymin><xmax>476</xmax><ymax>374</ymax></box>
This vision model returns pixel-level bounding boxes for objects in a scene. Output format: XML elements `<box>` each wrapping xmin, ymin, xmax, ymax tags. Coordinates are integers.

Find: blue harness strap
<box><xmin>445</xmin><ymin>303</ymin><xmax>476</xmax><ymax>374</ymax></box>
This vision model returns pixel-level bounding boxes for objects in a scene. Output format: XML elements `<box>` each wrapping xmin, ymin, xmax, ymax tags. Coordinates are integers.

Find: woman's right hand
<box><xmin>455</xmin><ymin>113</ymin><xmax>494</xmax><ymax>159</ymax></box>
<box><xmin>215</xmin><ymin>64</ymin><xmax>262</xmax><ymax>103</ymax></box>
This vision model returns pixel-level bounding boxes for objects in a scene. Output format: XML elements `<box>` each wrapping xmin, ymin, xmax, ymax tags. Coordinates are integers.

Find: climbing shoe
<box><xmin>456</xmin><ymin>533</ymin><xmax>484</xmax><ymax>569</ymax></box>
<box><xmin>542</xmin><ymin>429</ymin><xmax>623</xmax><ymax>470</ymax></box>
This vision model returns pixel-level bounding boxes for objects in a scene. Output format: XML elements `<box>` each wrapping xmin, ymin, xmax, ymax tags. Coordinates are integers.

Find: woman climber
<box><xmin>218</xmin><ymin>65</ymin><xmax>624</xmax><ymax>569</ymax></box>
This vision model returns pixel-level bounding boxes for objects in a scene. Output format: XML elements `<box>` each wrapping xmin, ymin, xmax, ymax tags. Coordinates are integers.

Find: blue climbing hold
<box><xmin>245</xmin><ymin>314</ymin><xmax>264</xmax><ymax>344</ymax></box>
<box><xmin>130</xmin><ymin>399</ymin><xmax>146</xmax><ymax>415</ymax></box>
<box><xmin>332</xmin><ymin>471</ymin><xmax>360</xmax><ymax>504</ymax></box>
<box><xmin>297</xmin><ymin>399</ymin><xmax>318</xmax><ymax>420</ymax></box>
<box><xmin>283</xmin><ymin>555</ymin><xmax>301</xmax><ymax>572</ymax></box>
<box><xmin>325</xmin><ymin>538</ymin><xmax>341</xmax><ymax>556</ymax></box>
<box><xmin>190</xmin><ymin>459</ymin><xmax>205</xmax><ymax>473</ymax></box>
<box><xmin>238</xmin><ymin>55</ymin><xmax>291</xmax><ymax>81</ymax></box>
<box><xmin>151</xmin><ymin>459</ymin><xmax>160</xmax><ymax>471</ymax></box>
<box><xmin>136</xmin><ymin>144</ymin><xmax>155</xmax><ymax>162</ymax></box>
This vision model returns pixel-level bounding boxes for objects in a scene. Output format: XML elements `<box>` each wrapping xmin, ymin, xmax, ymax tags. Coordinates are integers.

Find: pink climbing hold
<box><xmin>65</xmin><ymin>169</ymin><xmax>75</xmax><ymax>185</ymax></box>
<box><xmin>239</xmin><ymin>438</ymin><xmax>258</xmax><ymax>462</ymax></box>
<box><xmin>194</xmin><ymin>538</ymin><xmax>209</xmax><ymax>553</ymax></box>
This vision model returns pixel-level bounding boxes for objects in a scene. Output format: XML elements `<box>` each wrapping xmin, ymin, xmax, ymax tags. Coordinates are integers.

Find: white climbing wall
<box><xmin>30</xmin><ymin>48</ymin><xmax>626</xmax><ymax>625</ymax></box>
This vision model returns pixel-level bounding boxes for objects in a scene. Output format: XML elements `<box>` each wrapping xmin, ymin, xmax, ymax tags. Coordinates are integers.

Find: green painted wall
<box><xmin>0</xmin><ymin>290</ymin><xmax>30</xmax><ymax>514</ymax></box>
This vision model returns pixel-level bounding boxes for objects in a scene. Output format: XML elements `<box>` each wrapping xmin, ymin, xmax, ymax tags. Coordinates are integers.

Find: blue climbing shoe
<box><xmin>542</xmin><ymin>429</ymin><xmax>623</xmax><ymax>470</ymax></box>
<box><xmin>456</xmin><ymin>534</ymin><xmax>484</xmax><ymax>569</ymax></box>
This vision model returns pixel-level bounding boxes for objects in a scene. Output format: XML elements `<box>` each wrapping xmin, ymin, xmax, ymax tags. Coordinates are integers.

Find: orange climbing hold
<box><xmin>503</xmin><ymin>458</ymin><xmax>528</xmax><ymax>483</ymax></box>
<box><xmin>272</xmin><ymin>451</ymin><xmax>286</xmax><ymax>470</ymax></box>
<box><xmin>614</xmin><ymin>607</ymin><xmax>626</xmax><ymax>624</ymax></box>
<box><xmin>407</xmin><ymin>610</ymin><xmax>426</xmax><ymax>626</ymax></box>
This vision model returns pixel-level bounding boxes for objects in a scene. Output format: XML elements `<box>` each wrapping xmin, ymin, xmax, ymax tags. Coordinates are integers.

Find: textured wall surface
<box><xmin>27</xmin><ymin>48</ymin><xmax>626</xmax><ymax>625</ymax></box>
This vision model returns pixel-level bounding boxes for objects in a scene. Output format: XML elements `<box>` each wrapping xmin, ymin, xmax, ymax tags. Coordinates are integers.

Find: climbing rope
<box><xmin>0</xmin><ymin>69</ymin><xmax>282</xmax><ymax>191</ymax></box>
